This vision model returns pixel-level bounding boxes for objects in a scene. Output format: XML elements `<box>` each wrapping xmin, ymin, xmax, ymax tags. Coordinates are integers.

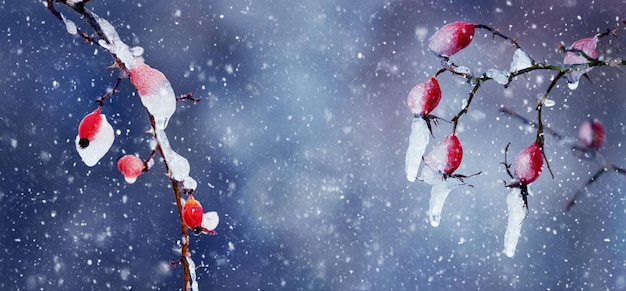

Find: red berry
<box><xmin>117</xmin><ymin>155</ymin><xmax>144</xmax><ymax>184</ymax></box>
<box><xmin>182</xmin><ymin>195</ymin><xmax>204</xmax><ymax>232</ymax></box>
<box><xmin>578</xmin><ymin>119</ymin><xmax>604</xmax><ymax>150</ymax></box>
<box><xmin>77</xmin><ymin>107</ymin><xmax>103</xmax><ymax>144</ymax></box>
<box><xmin>513</xmin><ymin>143</ymin><xmax>543</xmax><ymax>185</ymax></box>
<box><xmin>424</xmin><ymin>132</ymin><xmax>463</xmax><ymax>175</ymax></box>
<box><xmin>407</xmin><ymin>77</ymin><xmax>442</xmax><ymax>116</ymax></box>
<box><xmin>129</xmin><ymin>62</ymin><xmax>168</xmax><ymax>97</ymax></box>
<box><xmin>428</xmin><ymin>21</ymin><xmax>475</xmax><ymax>57</ymax></box>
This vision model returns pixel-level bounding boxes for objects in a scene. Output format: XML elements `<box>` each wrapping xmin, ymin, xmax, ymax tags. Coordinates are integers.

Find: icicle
<box><xmin>186</xmin><ymin>254</ymin><xmax>199</xmax><ymax>291</ymax></box>
<box><xmin>405</xmin><ymin>117</ymin><xmax>430</xmax><ymax>182</ymax></box>
<box><xmin>428</xmin><ymin>183</ymin><xmax>452</xmax><ymax>227</ymax></box>
<box><xmin>504</xmin><ymin>188</ymin><xmax>527</xmax><ymax>257</ymax></box>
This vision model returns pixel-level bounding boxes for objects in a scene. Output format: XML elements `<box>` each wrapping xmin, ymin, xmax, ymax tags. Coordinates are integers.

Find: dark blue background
<box><xmin>1</xmin><ymin>0</ymin><xmax>626</xmax><ymax>290</ymax></box>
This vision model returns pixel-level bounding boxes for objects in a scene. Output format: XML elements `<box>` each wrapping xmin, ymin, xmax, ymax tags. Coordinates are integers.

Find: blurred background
<box><xmin>1</xmin><ymin>0</ymin><xmax>626</xmax><ymax>290</ymax></box>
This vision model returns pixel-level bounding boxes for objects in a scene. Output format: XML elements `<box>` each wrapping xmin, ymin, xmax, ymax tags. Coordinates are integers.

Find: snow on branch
<box><xmin>47</xmin><ymin>1</ymin><xmax>218</xmax><ymax>289</ymax></box>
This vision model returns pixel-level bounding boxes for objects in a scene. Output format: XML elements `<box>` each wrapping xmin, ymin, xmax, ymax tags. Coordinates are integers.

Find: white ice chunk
<box><xmin>61</xmin><ymin>13</ymin><xmax>78</xmax><ymax>35</ymax></box>
<box><xmin>130</xmin><ymin>46</ymin><xmax>144</xmax><ymax>57</ymax></box>
<box><xmin>454</xmin><ymin>66</ymin><xmax>471</xmax><ymax>76</ymax></box>
<box><xmin>567</xmin><ymin>80</ymin><xmax>579</xmax><ymax>90</ymax></box>
<box><xmin>509</xmin><ymin>48</ymin><xmax>533</xmax><ymax>73</ymax></box>
<box><xmin>201</xmin><ymin>211</ymin><xmax>219</xmax><ymax>232</ymax></box>
<box><xmin>183</xmin><ymin>176</ymin><xmax>197</xmax><ymax>191</ymax></box>
<box><xmin>92</xmin><ymin>12</ymin><xmax>135</xmax><ymax>68</ymax></box>
<box><xmin>405</xmin><ymin>117</ymin><xmax>430</xmax><ymax>182</ymax></box>
<box><xmin>130</xmin><ymin>63</ymin><xmax>177</xmax><ymax>130</ymax></box>
<box><xmin>485</xmin><ymin>69</ymin><xmax>510</xmax><ymax>85</ymax></box>
<box><xmin>155</xmin><ymin>129</ymin><xmax>190</xmax><ymax>181</ymax></box>
<box><xmin>75</xmin><ymin>114</ymin><xmax>114</xmax><ymax>167</ymax></box>
<box><xmin>504</xmin><ymin>188</ymin><xmax>527</xmax><ymax>257</ymax></box>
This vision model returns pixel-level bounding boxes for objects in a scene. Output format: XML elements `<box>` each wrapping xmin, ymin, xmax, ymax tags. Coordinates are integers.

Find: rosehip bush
<box><xmin>406</xmin><ymin>20</ymin><xmax>626</xmax><ymax>256</ymax></box>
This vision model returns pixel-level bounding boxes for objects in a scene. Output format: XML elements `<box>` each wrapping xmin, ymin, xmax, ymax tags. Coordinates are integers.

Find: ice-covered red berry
<box><xmin>182</xmin><ymin>195</ymin><xmax>205</xmax><ymax>235</ymax></box>
<box><xmin>578</xmin><ymin>119</ymin><xmax>604</xmax><ymax>150</ymax></box>
<box><xmin>429</xmin><ymin>21</ymin><xmax>476</xmax><ymax>57</ymax></box>
<box><xmin>117</xmin><ymin>155</ymin><xmax>145</xmax><ymax>184</ymax></box>
<box><xmin>75</xmin><ymin>107</ymin><xmax>115</xmax><ymax>167</ymax></box>
<box><xmin>407</xmin><ymin>77</ymin><xmax>442</xmax><ymax>116</ymax></box>
<box><xmin>513</xmin><ymin>142</ymin><xmax>543</xmax><ymax>185</ymax></box>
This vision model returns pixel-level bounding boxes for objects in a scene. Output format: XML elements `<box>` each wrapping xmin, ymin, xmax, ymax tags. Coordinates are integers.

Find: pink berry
<box><xmin>77</xmin><ymin>107</ymin><xmax>103</xmax><ymax>148</ymax></box>
<box><xmin>424</xmin><ymin>132</ymin><xmax>463</xmax><ymax>175</ymax></box>
<box><xmin>407</xmin><ymin>77</ymin><xmax>442</xmax><ymax>116</ymax></box>
<box><xmin>513</xmin><ymin>143</ymin><xmax>543</xmax><ymax>185</ymax></box>
<box><xmin>578</xmin><ymin>119</ymin><xmax>604</xmax><ymax>150</ymax></box>
<box><xmin>117</xmin><ymin>155</ymin><xmax>144</xmax><ymax>184</ymax></box>
<box><xmin>428</xmin><ymin>21</ymin><xmax>475</xmax><ymax>57</ymax></box>
<box><xmin>563</xmin><ymin>37</ymin><xmax>599</xmax><ymax>87</ymax></box>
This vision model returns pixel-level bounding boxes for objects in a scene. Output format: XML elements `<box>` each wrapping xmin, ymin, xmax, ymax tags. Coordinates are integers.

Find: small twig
<box><xmin>177</xmin><ymin>92</ymin><xmax>200</xmax><ymax>104</ymax></box>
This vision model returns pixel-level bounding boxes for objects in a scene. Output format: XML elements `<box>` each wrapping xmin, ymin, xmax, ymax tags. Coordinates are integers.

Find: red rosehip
<box><xmin>75</xmin><ymin>107</ymin><xmax>115</xmax><ymax>167</ymax></box>
<box><xmin>563</xmin><ymin>36</ymin><xmax>599</xmax><ymax>89</ymax></box>
<box><xmin>407</xmin><ymin>77</ymin><xmax>442</xmax><ymax>116</ymax></box>
<box><xmin>429</xmin><ymin>21</ymin><xmax>476</xmax><ymax>57</ymax></box>
<box><xmin>182</xmin><ymin>195</ymin><xmax>204</xmax><ymax>234</ymax></box>
<box><xmin>424</xmin><ymin>132</ymin><xmax>463</xmax><ymax>175</ymax></box>
<box><xmin>77</xmin><ymin>107</ymin><xmax>103</xmax><ymax>148</ymax></box>
<box><xmin>513</xmin><ymin>143</ymin><xmax>543</xmax><ymax>185</ymax></box>
<box><xmin>578</xmin><ymin>119</ymin><xmax>604</xmax><ymax>150</ymax></box>
<box><xmin>117</xmin><ymin>155</ymin><xmax>145</xmax><ymax>184</ymax></box>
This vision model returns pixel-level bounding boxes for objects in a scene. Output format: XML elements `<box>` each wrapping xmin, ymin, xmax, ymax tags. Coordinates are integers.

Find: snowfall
<box><xmin>1</xmin><ymin>1</ymin><xmax>626</xmax><ymax>290</ymax></box>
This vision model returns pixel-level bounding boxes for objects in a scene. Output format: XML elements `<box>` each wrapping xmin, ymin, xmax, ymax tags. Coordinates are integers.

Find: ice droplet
<box><xmin>544</xmin><ymin>99</ymin><xmax>556</xmax><ymax>107</ymax></box>
<box><xmin>405</xmin><ymin>117</ymin><xmax>430</xmax><ymax>182</ymax></box>
<box><xmin>567</xmin><ymin>80</ymin><xmax>579</xmax><ymax>90</ymax></box>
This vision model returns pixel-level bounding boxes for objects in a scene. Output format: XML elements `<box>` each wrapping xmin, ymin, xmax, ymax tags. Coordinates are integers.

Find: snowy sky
<box><xmin>1</xmin><ymin>0</ymin><xmax>626</xmax><ymax>290</ymax></box>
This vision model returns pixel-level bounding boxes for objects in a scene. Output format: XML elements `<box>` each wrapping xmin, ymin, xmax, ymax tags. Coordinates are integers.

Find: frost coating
<box><xmin>75</xmin><ymin>110</ymin><xmax>114</xmax><ymax>167</ymax></box>
<box><xmin>130</xmin><ymin>62</ymin><xmax>177</xmax><ymax>130</ymax></box>
<box><xmin>504</xmin><ymin>188</ymin><xmax>527</xmax><ymax>257</ymax></box>
<box><xmin>405</xmin><ymin>117</ymin><xmax>430</xmax><ymax>182</ymax></box>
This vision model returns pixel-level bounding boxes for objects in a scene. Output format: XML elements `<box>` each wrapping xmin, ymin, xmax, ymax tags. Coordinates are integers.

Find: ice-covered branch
<box><xmin>47</xmin><ymin>1</ymin><xmax>217</xmax><ymax>289</ymax></box>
